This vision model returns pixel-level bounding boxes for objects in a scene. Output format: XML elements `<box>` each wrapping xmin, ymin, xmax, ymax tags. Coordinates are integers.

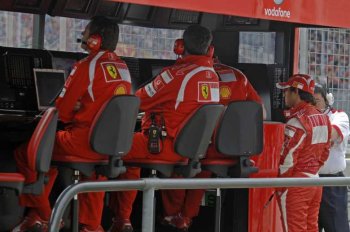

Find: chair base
<box><xmin>202</xmin><ymin>156</ymin><xmax>258</xmax><ymax>178</ymax></box>
<box><xmin>124</xmin><ymin>159</ymin><xmax>188</xmax><ymax>177</ymax></box>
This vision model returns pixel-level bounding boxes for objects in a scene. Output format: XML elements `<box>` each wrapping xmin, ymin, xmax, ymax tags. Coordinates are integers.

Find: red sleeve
<box><xmin>279</xmin><ymin>122</ymin><xmax>306</xmax><ymax>177</ymax></box>
<box><xmin>55</xmin><ymin>63</ymin><xmax>89</xmax><ymax>122</ymax></box>
<box><xmin>245</xmin><ymin>81</ymin><xmax>262</xmax><ymax>104</ymax></box>
<box><xmin>319</xmin><ymin>119</ymin><xmax>331</xmax><ymax>165</ymax></box>
<box><xmin>136</xmin><ymin>70</ymin><xmax>176</xmax><ymax>111</ymax></box>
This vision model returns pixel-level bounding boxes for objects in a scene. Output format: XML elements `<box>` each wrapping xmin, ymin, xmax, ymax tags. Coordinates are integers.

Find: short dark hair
<box><xmin>183</xmin><ymin>25</ymin><xmax>212</xmax><ymax>55</ymax></box>
<box><xmin>89</xmin><ymin>16</ymin><xmax>119</xmax><ymax>51</ymax></box>
<box><xmin>314</xmin><ymin>84</ymin><xmax>329</xmax><ymax>105</ymax></box>
<box><xmin>290</xmin><ymin>87</ymin><xmax>316</xmax><ymax>105</ymax></box>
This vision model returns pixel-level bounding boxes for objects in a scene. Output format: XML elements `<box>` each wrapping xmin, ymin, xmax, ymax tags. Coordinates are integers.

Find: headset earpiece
<box><xmin>87</xmin><ymin>34</ymin><xmax>102</xmax><ymax>52</ymax></box>
<box><xmin>207</xmin><ymin>45</ymin><xmax>214</xmax><ymax>58</ymax></box>
<box><xmin>173</xmin><ymin>39</ymin><xmax>185</xmax><ymax>56</ymax></box>
<box><xmin>174</xmin><ymin>39</ymin><xmax>214</xmax><ymax>57</ymax></box>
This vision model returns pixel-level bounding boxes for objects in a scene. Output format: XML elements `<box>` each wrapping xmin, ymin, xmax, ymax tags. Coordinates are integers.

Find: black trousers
<box><xmin>319</xmin><ymin>172</ymin><xmax>350</xmax><ymax>232</ymax></box>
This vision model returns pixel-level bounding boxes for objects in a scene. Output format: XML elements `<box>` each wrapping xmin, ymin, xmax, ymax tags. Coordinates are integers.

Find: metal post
<box><xmin>32</xmin><ymin>14</ymin><xmax>45</xmax><ymax>49</ymax></box>
<box><xmin>72</xmin><ymin>170</ymin><xmax>80</xmax><ymax>232</ymax></box>
<box><xmin>142</xmin><ymin>187</ymin><xmax>155</xmax><ymax>232</ymax></box>
<box><xmin>215</xmin><ymin>188</ymin><xmax>221</xmax><ymax>232</ymax></box>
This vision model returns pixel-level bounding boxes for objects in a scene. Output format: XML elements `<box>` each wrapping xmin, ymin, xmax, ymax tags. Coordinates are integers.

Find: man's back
<box><xmin>214</xmin><ymin>63</ymin><xmax>261</xmax><ymax>105</ymax></box>
<box><xmin>137</xmin><ymin>55</ymin><xmax>219</xmax><ymax>137</ymax></box>
<box><xmin>56</xmin><ymin>51</ymin><xmax>132</xmax><ymax>125</ymax></box>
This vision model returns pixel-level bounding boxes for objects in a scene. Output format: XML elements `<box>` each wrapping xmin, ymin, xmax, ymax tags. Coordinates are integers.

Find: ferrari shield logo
<box><xmin>107</xmin><ymin>64</ymin><xmax>118</xmax><ymax>79</ymax></box>
<box><xmin>201</xmin><ymin>84</ymin><xmax>209</xmax><ymax>99</ymax></box>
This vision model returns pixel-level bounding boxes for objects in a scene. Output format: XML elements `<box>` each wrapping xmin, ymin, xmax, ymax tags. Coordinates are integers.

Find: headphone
<box><xmin>173</xmin><ymin>39</ymin><xmax>185</xmax><ymax>56</ymax></box>
<box><xmin>86</xmin><ymin>34</ymin><xmax>102</xmax><ymax>52</ymax></box>
<box><xmin>173</xmin><ymin>38</ymin><xmax>214</xmax><ymax>57</ymax></box>
<box><xmin>315</xmin><ymin>83</ymin><xmax>335</xmax><ymax>106</ymax></box>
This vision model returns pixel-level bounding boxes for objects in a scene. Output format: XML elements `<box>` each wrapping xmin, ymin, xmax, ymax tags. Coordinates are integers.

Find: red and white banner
<box><xmin>110</xmin><ymin>0</ymin><xmax>350</xmax><ymax>28</ymax></box>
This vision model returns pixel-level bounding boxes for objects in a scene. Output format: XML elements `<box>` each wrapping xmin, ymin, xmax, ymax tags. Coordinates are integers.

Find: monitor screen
<box><xmin>33</xmin><ymin>69</ymin><xmax>66</xmax><ymax>110</ymax></box>
<box><xmin>239</xmin><ymin>32</ymin><xmax>276</xmax><ymax>64</ymax></box>
<box><xmin>52</xmin><ymin>57</ymin><xmax>76</xmax><ymax>78</ymax></box>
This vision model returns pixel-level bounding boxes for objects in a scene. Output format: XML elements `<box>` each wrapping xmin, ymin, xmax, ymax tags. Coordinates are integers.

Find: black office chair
<box><xmin>201</xmin><ymin>101</ymin><xmax>263</xmax><ymax>177</ymax></box>
<box><xmin>201</xmin><ymin>101</ymin><xmax>263</xmax><ymax>232</ymax></box>
<box><xmin>0</xmin><ymin>107</ymin><xmax>58</xmax><ymax>230</ymax></box>
<box><xmin>0</xmin><ymin>107</ymin><xmax>58</xmax><ymax>193</ymax></box>
<box><xmin>53</xmin><ymin>95</ymin><xmax>140</xmax><ymax>232</ymax></box>
<box><xmin>124</xmin><ymin>104</ymin><xmax>225</xmax><ymax>178</ymax></box>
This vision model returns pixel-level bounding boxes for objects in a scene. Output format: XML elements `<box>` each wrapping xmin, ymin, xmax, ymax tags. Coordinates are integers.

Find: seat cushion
<box><xmin>0</xmin><ymin>173</ymin><xmax>25</xmax><ymax>182</ymax></box>
<box><xmin>201</xmin><ymin>159</ymin><xmax>238</xmax><ymax>177</ymax></box>
<box><xmin>201</xmin><ymin>159</ymin><xmax>238</xmax><ymax>166</ymax></box>
<box><xmin>124</xmin><ymin>159</ymin><xmax>187</xmax><ymax>165</ymax></box>
<box><xmin>52</xmin><ymin>159</ymin><xmax>108</xmax><ymax>177</ymax></box>
<box><xmin>53</xmin><ymin>155</ymin><xmax>108</xmax><ymax>164</ymax></box>
<box><xmin>0</xmin><ymin>173</ymin><xmax>25</xmax><ymax>193</ymax></box>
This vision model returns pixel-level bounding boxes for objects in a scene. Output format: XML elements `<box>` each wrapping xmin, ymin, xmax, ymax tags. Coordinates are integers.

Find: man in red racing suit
<box><xmin>13</xmin><ymin>17</ymin><xmax>131</xmax><ymax>232</ymax></box>
<box><xmin>161</xmin><ymin>60</ymin><xmax>265</xmax><ymax>230</ymax></box>
<box><xmin>107</xmin><ymin>25</ymin><xmax>219</xmax><ymax>232</ymax></box>
<box><xmin>275</xmin><ymin>74</ymin><xmax>331</xmax><ymax>232</ymax></box>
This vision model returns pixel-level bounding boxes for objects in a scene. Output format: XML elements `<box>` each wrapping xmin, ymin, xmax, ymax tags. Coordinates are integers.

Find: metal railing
<box><xmin>48</xmin><ymin>177</ymin><xmax>350</xmax><ymax>232</ymax></box>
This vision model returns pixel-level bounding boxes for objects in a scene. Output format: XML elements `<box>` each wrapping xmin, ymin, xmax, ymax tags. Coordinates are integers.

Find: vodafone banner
<box><xmin>256</xmin><ymin>0</ymin><xmax>349</xmax><ymax>28</ymax></box>
<box><xmin>111</xmin><ymin>0</ymin><xmax>350</xmax><ymax>28</ymax></box>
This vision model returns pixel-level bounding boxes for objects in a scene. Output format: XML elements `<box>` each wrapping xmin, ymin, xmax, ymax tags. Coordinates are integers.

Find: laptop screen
<box><xmin>33</xmin><ymin>68</ymin><xmax>66</xmax><ymax>111</ymax></box>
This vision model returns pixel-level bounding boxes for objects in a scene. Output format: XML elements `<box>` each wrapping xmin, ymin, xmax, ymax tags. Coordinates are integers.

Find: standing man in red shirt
<box><xmin>13</xmin><ymin>16</ymin><xmax>132</xmax><ymax>232</ymax></box>
<box><xmin>161</xmin><ymin>59</ymin><xmax>265</xmax><ymax>231</ymax></box>
<box><xmin>275</xmin><ymin>74</ymin><xmax>331</xmax><ymax>232</ymax></box>
<box><xmin>107</xmin><ymin>25</ymin><xmax>219</xmax><ymax>232</ymax></box>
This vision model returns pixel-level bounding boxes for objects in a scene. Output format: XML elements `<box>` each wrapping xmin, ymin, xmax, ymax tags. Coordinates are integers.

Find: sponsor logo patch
<box><xmin>274</xmin><ymin>0</ymin><xmax>284</xmax><ymax>5</ymax></box>
<box><xmin>161</xmin><ymin>71</ymin><xmax>174</xmax><ymax>84</ymax></box>
<box><xmin>201</xmin><ymin>84</ymin><xmax>209</xmax><ymax>99</ymax></box>
<box><xmin>198</xmin><ymin>82</ymin><xmax>220</xmax><ymax>102</ymax></box>
<box><xmin>205</xmin><ymin>71</ymin><xmax>213</xmax><ymax>79</ymax></box>
<box><xmin>101</xmin><ymin>63</ymin><xmax>121</xmax><ymax>82</ymax></box>
<box><xmin>145</xmin><ymin>82</ymin><xmax>156</xmax><ymax>97</ymax></box>
<box><xmin>106</xmin><ymin>64</ymin><xmax>118</xmax><ymax>79</ymax></box>
<box><xmin>114</xmin><ymin>84</ymin><xmax>127</xmax><ymax>95</ymax></box>
<box><xmin>220</xmin><ymin>86</ymin><xmax>231</xmax><ymax>99</ymax></box>
<box><xmin>153</xmin><ymin>76</ymin><xmax>165</xmax><ymax>91</ymax></box>
<box><xmin>292</xmin><ymin>81</ymin><xmax>304</xmax><ymax>89</ymax></box>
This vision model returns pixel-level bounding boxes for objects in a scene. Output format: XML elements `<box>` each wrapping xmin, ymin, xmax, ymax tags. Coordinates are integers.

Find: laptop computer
<box><xmin>33</xmin><ymin>68</ymin><xmax>66</xmax><ymax>111</ymax></box>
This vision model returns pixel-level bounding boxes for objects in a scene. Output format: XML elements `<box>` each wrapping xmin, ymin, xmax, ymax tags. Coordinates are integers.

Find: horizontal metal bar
<box><xmin>142</xmin><ymin>177</ymin><xmax>350</xmax><ymax>189</ymax></box>
<box><xmin>48</xmin><ymin>177</ymin><xmax>350</xmax><ymax>232</ymax></box>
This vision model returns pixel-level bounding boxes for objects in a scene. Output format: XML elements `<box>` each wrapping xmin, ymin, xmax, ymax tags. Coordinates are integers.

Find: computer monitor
<box><xmin>33</xmin><ymin>68</ymin><xmax>66</xmax><ymax>111</ymax></box>
<box><xmin>52</xmin><ymin>57</ymin><xmax>77</xmax><ymax>78</ymax></box>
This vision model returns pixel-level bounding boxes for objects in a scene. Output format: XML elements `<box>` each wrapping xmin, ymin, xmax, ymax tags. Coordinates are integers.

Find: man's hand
<box><xmin>330</xmin><ymin>127</ymin><xmax>340</xmax><ymax>145</ymax></box>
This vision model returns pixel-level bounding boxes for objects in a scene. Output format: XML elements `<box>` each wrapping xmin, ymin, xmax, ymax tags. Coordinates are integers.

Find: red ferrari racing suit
<box><xmin>109</xmin><ymin>55</ymin><xmax>220</xmax><ymax>221</ymax></box>
<box><xmin>162</xmin><ymin>63</ymin><xmax>263</xmax><ymax>219</ymax></box>
<box><xmin>277</xmin><ymin>102</ymin><xmax>331</xmax><ymax>232</ymax></box>
<box><xmin>15</xmin><ymin>50</ymin><xmax>132</xmax><ymax>228</ymax></box>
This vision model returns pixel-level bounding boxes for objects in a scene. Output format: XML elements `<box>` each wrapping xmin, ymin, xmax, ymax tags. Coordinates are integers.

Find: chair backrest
<box><xmin>89</xmin><ymin>95</ymin><xmax>140</xmax><ymax>157</ymax></box>
<box><xmin>215</xmin><ymin>101</ymin><xmax>263</xmax><ymax>156</ymax></box>
<box><xmin>174</xmin><ymin>104</ymin><xmax>224</xmax><ymax>160</ymax></box>
<box><xmin>27</xmin><ymin>107</ymin><xmax>58</xmax><ymax>173</ymax></box>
